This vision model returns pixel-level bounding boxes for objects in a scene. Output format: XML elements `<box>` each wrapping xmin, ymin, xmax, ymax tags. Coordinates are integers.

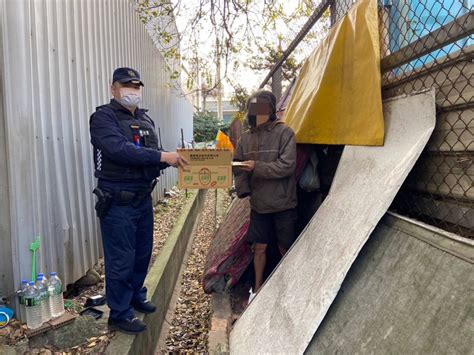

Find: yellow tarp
<box><xmin>285</xmin><ymin>0</ymin><xmax>384</xmax><ymax>146</ymax></box>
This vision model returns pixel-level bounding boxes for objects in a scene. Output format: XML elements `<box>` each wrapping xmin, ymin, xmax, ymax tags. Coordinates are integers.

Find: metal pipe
<box><xmin>259</xmin><ymin>0</ymin><xmax>333</xmax><ymax>88</ymax></box>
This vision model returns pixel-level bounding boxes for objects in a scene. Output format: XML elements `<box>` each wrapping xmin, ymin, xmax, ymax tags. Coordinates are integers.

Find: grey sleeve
<box><xmin>233</xmin><ymin>138</ymin><xmax>251</xmax><ymax>198</ymax></box>
<box><xmin>253</xmin><ymin>128</ymin><xmax>296</xmax><ymax>179</ymax></box>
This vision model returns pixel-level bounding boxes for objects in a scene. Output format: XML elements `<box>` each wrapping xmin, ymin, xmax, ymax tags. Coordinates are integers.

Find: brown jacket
<box><xmin>234</xmin><ymin>120</ymin><xmax>297</xmax><ymax>214</ymax></box>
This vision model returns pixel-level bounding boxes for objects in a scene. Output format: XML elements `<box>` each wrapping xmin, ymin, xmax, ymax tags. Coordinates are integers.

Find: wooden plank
<box><xmin>436</xmin><ymin>109</ymin><xmax>474</xmax><ymax>131</ymax></box>
<box><xmin>382</xmin><ymin>44</ymin><xmax>474</xmax><ymax>90</ymax></box>
<box><xmin>383</xmin><ymin>60</ymin><xmax>473</xmax><ymax>108</ymax></box>
<box><xmin>405</xmin><ymin>154</ymin><xmax>474</xmax><ymax>200</ymax></box>
<box><xmin>427</xmin><ymin>125</ymin><xmax>474</xmax><ymax>152</ymax></box>
<box><xmin>259</xmin><ymin>0</ymin><xmax>332</xmax><ymax>88</ymax></box>
<box><xmin>394</xmin><ymin>193</ymin><xmax>474</xmax><ymax>231</ymax></box>
<box><xmin>381</xmin><ymin>11</ymin><xmax>474</xmax><ymax>71</ymax></box>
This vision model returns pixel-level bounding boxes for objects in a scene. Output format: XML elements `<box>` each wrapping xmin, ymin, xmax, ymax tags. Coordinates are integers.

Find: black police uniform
<box><xmin>89</xmin><ymin>68</ymin><xmax>169</xmax><ymax>323</ymax></box>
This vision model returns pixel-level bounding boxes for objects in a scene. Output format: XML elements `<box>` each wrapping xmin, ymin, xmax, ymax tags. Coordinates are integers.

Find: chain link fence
<box><xmin>261</xmin><ymin>0</ymin><xmax>473</xmax><ymax>238</ymax></box>
<box><xmin>379</xmin><ymin>1</ymin><xmax>473</xmax><ymax>238</ymax></box>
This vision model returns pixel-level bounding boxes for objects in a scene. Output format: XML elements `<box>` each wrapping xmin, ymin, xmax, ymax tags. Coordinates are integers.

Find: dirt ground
<box><xmin>162</xmin><ymin>190</ymin><xmax>232</xmax><ymax>353</ymax></box>
<box><xmin>1</xmin><ymin>188</ymin><xmax>187</xmax><ymax>354</ymax></box>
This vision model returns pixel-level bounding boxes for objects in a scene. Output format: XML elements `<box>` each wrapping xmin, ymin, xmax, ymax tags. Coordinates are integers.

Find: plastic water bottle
<box><xmin>48</xmin><ymin>272</ymin><xmax>64</xmax><ymax>317</ymax></box>
<box><xmin>17</xmin><ymin>279</ymin><xmax>29</xmax><ymax>323</ymax></box>
<box><xmin>36</xmin><ymin>275</ymin><xmax>51</xmax><ymax>323</ymax></box>
<box><xmin>37</xmin><ymin>273</ymin><xmax>51</xmax><ymax>321</ymax></box>
<box><xmin>24</xmin><ymin>281</ymin><xmax>42</xmax><ymax>329</ymax></box>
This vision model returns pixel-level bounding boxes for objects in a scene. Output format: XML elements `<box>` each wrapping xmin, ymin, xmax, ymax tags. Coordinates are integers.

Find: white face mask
<box><xmin>117</xmin><ymin>87</ymin><xmax>142</xmax><ymax>108</ymax></box>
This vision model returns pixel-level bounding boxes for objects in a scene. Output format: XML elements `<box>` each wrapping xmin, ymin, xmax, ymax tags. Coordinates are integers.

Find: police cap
<box><xmin>112</xmin><ymin>67</ymin><xmax>144</xmax><ymax>86</ymax></box>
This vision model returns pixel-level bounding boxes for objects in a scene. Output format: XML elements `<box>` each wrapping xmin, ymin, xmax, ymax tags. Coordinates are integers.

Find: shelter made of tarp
<box><xmin>285</xmin><ymin>0</ymin><xmax>384</xmax><ymax>146</ymax></box>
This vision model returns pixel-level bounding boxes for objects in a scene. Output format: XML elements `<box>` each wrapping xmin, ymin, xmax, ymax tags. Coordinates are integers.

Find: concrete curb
<box><xmin>208</xmin><ymin>190</ymin><xmax>233</xmax><ymax>354</ymax></box>
<box><xmin>208</xmin><ymin>293</ymin><xmax>232</xmax><ymax>354</ymax></box>
<box><xmin>106</xmin><ymin>189</ymin><xmax>206</xmax><ymax>355</ymax></box>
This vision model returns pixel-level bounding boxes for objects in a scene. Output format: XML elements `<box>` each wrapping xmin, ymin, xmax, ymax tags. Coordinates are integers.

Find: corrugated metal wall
<box><xmin>0</xmin><ymin>0</ymin><xmax>193</xmax><ymax>299</ymax></box>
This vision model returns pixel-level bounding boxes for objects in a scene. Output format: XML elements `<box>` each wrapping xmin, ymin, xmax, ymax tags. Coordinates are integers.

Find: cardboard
<box><xmin>178</xmin><ymin>149</ymin><xmax>232</xmax><ymax>189</ymax></box>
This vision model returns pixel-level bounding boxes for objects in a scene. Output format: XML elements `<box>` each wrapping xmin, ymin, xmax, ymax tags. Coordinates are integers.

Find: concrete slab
<box><xmin>207</xmin><ymin>190</ymin><xmax>233</xmax><ymax>354</ymax></box>
<box><xmin>154</xmin><ymin>204</ymin><xmax>203</xmax><ymax>353</ymax></box>
<box><xmin>229</xmin><ymin>90</ymin><xmax>436</xmax><ymax>354</ymax></box>
<box><xmin>306</xmin><ymin>213</ymin><xmax>474</xmax><ymax>354</ymax></box>
<box><xmin>208</xmin><ymin>293</ymin><xmax>232</xmax><ymax>354</ymax></box>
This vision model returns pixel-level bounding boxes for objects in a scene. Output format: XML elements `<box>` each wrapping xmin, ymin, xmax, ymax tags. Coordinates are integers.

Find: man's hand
<box><xmin>161</xmin><ymin>152</ymin><xmax>188</xmax><ymax>168</ymax></box>
<box><xmin>240</xmin><ymin>160</ymin><xmax>255</xmax><ymax>172</ymax></box>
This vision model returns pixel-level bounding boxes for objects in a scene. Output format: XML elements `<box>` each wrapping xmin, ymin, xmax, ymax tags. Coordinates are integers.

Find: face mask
<box><xmin>117</xmin><ymin>87</ymin><xmax>142</xmax><ymax>108</ymax></box>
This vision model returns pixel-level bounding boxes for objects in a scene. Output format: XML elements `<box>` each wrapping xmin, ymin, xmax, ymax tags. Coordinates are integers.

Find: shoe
<box><xmin>108</xmin><ymin>316</ymin><xmax>147</xmax><ymax>334</ymax></box>
<box><xmin>248</xmin><ymin>288</ymin><xmax>256</xmax><ymax>304</ymax></box>
<box><xmin>131</xmin><ymin>299</ymin><xmax>157</xmax><ymax>314</ymax></box>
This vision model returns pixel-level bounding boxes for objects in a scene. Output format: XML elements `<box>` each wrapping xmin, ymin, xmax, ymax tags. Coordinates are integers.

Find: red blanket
<box><xmin>202</xmin><ymin>197</ymin><xmax>253</xmax><ymax>293</ymax></box>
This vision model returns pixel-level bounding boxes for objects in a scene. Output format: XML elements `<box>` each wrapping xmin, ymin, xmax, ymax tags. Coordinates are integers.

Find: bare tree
<box><xmin>135</xmin><ymin>0</ymin><xmax>328</xmax><ymax>106</ymax></box>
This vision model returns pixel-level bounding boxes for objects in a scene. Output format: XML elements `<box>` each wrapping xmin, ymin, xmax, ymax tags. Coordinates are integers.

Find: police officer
<box><xmin>89</xmin><ymin>67</ymin><xmax>187</xmax><ymax>334</ymax></box>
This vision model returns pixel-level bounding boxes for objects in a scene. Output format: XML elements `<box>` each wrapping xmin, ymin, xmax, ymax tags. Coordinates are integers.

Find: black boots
<box><xmin>131</xmin><ymin>299</ymin><xmax>157</xmax><ymax>314</ymax></box>
<box><xmin>108</xmin><ymin>316</ymin><xmax>147</xmax><ymax>334</ymax></box>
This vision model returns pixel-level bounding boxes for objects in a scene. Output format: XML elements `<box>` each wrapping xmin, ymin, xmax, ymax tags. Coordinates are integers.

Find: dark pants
<box><xmin>246</xmin><ymin>208</ymin><xmax>298</xmax><ymax>250</ymax></box>
<box><xmin>100</xmin><ymin>195</ymin><xmax>153</xmax><ymax>321</ymax></box>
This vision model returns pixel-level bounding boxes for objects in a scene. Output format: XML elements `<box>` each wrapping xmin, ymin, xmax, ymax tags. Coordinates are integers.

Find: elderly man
<box><xmin>89</xmin><ymin>67</ymin><xmax>186</xmax><ymax>334</ymax></box>
<box><xmin>234</xmin><ymin>90</ymin><xmax>298</xmax><ymax>302</ymax></box>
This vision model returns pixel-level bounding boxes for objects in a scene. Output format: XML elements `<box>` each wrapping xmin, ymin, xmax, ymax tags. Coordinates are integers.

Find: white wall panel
<box><xmin>0</xmin><ymin>0</ymin><xmax>192</xmax><ymax>299</ymax></box>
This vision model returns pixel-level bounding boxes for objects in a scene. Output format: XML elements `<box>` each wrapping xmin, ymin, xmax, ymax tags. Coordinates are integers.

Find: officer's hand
<box><xmin>177</xmin><ymin>154</ymin><xmax>188</xmax><ymax>168</ymax></box>
<box><xmin>161</xmin><ymin>152</ymin><xmax>188</xmax><ymax>168</ymax></box>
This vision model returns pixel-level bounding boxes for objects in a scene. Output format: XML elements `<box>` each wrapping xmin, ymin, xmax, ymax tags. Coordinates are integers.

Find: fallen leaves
<box><xmin>164</xmin><ymin>190</ymin><xmax>231</xmax><ymax>353</ymax></box>
<box><xmin>4</xmin><ymin>188</ymin><xmax>188</xmax><ymax>354</ymax></box>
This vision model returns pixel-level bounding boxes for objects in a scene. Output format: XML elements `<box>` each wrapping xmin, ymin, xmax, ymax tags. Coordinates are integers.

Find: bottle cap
<box><xmin>21</xmin><ymin>279</ymin><xmax>28</xmax><ymax>284</ymax></box>
<box><xmin>28</xmin><ymin>281</ymin><xmax>35</xmax><ymax>286</ymax></box>
<box><xmin>50</xmin><ymin>272</ymin><xmax>57</xmax><ymax>276</ymax></box>
<box><xmin>37</xmin><ymin>273</ymin><xmax>44</xmax><ymax>277</ymax></box>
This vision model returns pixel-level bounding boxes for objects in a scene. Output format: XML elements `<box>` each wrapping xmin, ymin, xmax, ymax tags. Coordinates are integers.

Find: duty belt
<box><xmin>93</xmin><ymin>179</ymin><xmax>157</xmax><ymax>218</ymax></box>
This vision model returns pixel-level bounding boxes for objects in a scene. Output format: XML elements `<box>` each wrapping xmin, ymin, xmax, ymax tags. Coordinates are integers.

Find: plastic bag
<box><xmin>216</xmin><ymin>130</ymin><xmax>234</xmax><ymax>153</ymax></box>
<box><xmin>299</xmin><ymin>150</ymin><xmax>320</xmax><ymax>192</ymax></box>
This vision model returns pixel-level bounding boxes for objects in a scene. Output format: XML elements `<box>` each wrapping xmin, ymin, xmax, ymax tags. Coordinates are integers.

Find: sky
<box><xmin>172</xmin><ymin>1</ymin><xmax>329</xmax><ymax>99</ymax></box>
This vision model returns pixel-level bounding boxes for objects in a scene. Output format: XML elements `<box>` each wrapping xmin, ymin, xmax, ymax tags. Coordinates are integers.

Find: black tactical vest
<box><xmin>91</xmin><ymin>103</ymin><xmax>162</xmax><ymax>181</ymax></box>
